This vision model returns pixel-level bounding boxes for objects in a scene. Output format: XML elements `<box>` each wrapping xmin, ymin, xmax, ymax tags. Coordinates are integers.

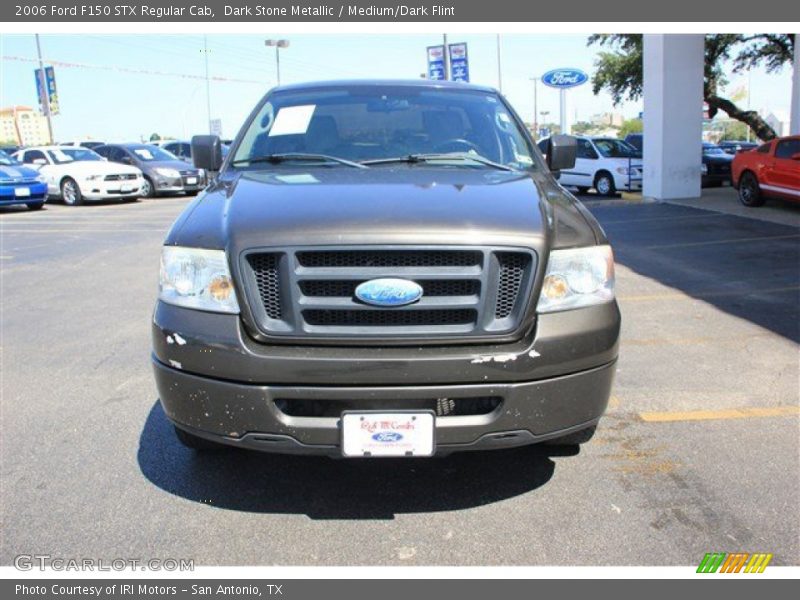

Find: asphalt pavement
<box><xmin>1</xmin><ymin>191</ymin><xmax>798</xmax><ymax>566</ymax></box>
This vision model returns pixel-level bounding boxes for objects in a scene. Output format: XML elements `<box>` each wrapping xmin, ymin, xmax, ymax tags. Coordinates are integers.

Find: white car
<box><xmin>13</xmin><ymin>146</ymin><xmax>144</xmax><ymax>206</ymax></box>
<box><xmin>539</xmin><ymin>136</ymin><xmax>642</xmax><ymax>196</ymax></box>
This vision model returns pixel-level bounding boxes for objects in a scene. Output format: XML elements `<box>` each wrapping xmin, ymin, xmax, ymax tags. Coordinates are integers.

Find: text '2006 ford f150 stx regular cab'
<box><xmin>152</xmin><ymin>80</ymin><xmax>621</xmax><ymax>458</ymax></box>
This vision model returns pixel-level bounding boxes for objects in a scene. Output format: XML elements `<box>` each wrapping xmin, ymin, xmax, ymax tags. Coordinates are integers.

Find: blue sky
<box><xmin>0</xmin><ymin>33</ymin><xmax>794</xmax><ymax>142</ymax></box>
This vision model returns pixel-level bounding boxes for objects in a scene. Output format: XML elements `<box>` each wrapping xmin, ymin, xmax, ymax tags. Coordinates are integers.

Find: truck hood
<box><xmin>167</xmin><ymin>166</ymin><xmax>599</xmax><ymax>253</ymax></box>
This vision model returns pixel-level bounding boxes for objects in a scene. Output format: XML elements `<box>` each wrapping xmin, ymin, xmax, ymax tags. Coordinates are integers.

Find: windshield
<box><xmin>703</xmin><ymin>144</ymin><xmax>726</xmax><ymax>155</ymax></box>
<box><xmin>0</xmin><ymin>150</ymin><xmax>20</xmax><ymax>166</ymax></box>
<box><xmin>128</xmin><ymin>145</ymin><xmax>178</xmax><ymax>162</ymax></box>
<box><xmin>59</xmin><ymin>147</ymin><xmax>103</xmax><ymax>162</ymax></box>
<box><xmin>47</xmin><ymin>149</ymin><xmax>76</xmax><ymax>165</ymax></box>
<box><xmin>232</xmin><ymin>86</ymin><xmax>537</xmax><ymax>170</ymax></box>
<box><xmin>593</xmin><ymin>139</ymin><xmax>639</xmax><ymax>158</ymax></box>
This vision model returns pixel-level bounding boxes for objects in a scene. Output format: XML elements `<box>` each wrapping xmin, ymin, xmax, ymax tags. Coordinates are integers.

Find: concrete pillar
<box><xmin>642</xmin><ymin>34</ymin><xmax>705</xmax><ymax>200</ymax></box>
<box><xmin>791</xmin><ymin>38</ymin><xmax>799</xmax><ymax>135</ymax></box>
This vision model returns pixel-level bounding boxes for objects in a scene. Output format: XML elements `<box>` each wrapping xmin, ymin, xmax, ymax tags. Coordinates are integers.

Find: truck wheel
<box><xmin>61</xmin><ymin>178</ymin><xmax>83</xmax><ymax>206</ymax></box>
<box><xmin>594</xmin><ymin>172</ymin><xmax>616</xmax><ymax>197</ymax></box>
<box><xmin>738</xmin><ymin>172</ymin><xmax>765</xmax><ymax>207</ymax></box>
<box><xmin>174</xmin><ymin>425</ymin><xmax>225</xmax><ymax>450</ymax></box>
<box><xmin>545</xmin><ymin>425</ymin><xmax>597</xmax><ymax>446</ymax></box>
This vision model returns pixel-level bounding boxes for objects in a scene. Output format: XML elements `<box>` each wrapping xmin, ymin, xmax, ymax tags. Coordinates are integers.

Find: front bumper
<box><xmin>0</xmin><ymin>182</ymin><xmax>48</xmax><ymax>204</ymax></box>
<box><xmin>614</xmin><ymin>175</ymin><xmax>642</xmax><ymax>192</ymax></box>
<box><xmin>82</xmin><ymin>178</ymin><xmax>144</xmax><ymax>200</ymax></box>
<box><xmin>152</xmin><ymin>299</ymin><xmax>620</xmax><ymax>455</ymax></box>
<box><xmin>154</xmin><ymin>174</ymin><xmax>204</xmax><ymax>194</ymax></box>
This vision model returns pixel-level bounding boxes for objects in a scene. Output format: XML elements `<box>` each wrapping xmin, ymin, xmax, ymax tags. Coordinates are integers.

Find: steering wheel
<box><xmin>431</xmin><ymin>138</ymin><xmax>482</xmax><ymax>154</ymax></box>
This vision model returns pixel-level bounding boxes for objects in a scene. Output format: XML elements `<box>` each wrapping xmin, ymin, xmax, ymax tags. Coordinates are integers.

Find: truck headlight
<box><xmin>537</xmin><ymin>245</ymin><xmax>615</xmax><ymax>313</ymax></box>
<box><xmin>159</xmin><ymin>246</ymin><xmax>239</xmax><ymax>314</ymax></box>
<box><xmin>155</xmin><ymin>167</ymin><xmax>181</xmax><ymax>178</ymax></box>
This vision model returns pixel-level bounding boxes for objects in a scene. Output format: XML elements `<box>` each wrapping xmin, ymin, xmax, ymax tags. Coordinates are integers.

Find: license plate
<box><xmin>186</xmin><ymin>177</ymin><xmax>197</xmax><ymax>185</ymax></box>
<box><xmin>120</xmin><ymin>184</ymin><xmax>133</xmax><ymax>192</ymax></box>
<box><xmin>15</xmin><ymin>187</ymin><xmax>30</xmax><ymax>197</ymax></box>
<box><xmin>341</xmin><ymin>411</ymin><xmax>435</xmax><ymax>457</ymax></box>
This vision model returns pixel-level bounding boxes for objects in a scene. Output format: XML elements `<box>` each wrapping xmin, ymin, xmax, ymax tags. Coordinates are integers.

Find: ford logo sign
<box><xmin>372</xmin><ymin>431</ymin><xmax>404</xmax><ymax>443</ymax></box>
<box><xmin>355</xmin><ymin>278</ymin><xmax>423</xmax><ymax>307</ymax></box>
<box><xmin>541</xmin><ymin>68</ymin><xmax>589</xmax><ymax>89</ymax></box>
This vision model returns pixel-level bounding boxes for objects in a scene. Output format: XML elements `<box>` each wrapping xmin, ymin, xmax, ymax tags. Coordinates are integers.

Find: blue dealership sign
<box><xmin>541</xmin><ymin>68</ymin><xmax>589</xmax><ymax>89</ymax></box>
<box><xmin>426</xmin><ymin>45</ymin><xmax>446</xmax><ymax>81</ymax></box>
<box><xmin>448</xmin><ymin>42</ymin><xmax>470</xmax><ymax>83</ymax></box>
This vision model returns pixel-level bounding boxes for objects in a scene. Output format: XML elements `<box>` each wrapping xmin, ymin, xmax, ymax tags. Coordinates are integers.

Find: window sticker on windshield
<box><xmin>268</xmin><ymin>105</ymin><xmax>316</xmax><ymax>137</ymax></box>
<box><xmin>134</xmin><ymin>149</ymin><xmax>154</xmax><ymax>160</ymax></box>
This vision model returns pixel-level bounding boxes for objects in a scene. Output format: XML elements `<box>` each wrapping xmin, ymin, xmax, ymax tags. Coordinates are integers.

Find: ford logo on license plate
<box><xmin>355</xmin><ymin>278</ymin><xmax>423</xmax><ymax>307</ymax></box>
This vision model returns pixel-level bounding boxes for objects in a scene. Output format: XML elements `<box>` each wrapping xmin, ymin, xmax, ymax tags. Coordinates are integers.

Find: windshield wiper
<box><xmin>361</xmin><ymin>153</ymin><xmax>516</xmax><ymax>171</ymax></box>
<box><xmin>231</xmin><ymin>152</ymin><xmax>367</xmax><ymax>169</ymax></box>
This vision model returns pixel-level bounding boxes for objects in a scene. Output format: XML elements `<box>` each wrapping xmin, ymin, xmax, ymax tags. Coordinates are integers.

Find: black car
<box><xmin>623</xmin><ymin>133</ymin><xmax>643</xmax><ymax>154</ymax></box>
<box><xmin>702</xmin><ymin>142</ymin><xmax>734</xmax><ymax>187</ymax></box>
<box><xmin>152</xmin><ymin>80</ymin><xmax>620</xmax><ymax>457</ymax></box>
<box><xmin>718</xmin><ymin>140</ymin><xmax>758</xmax><ymax>155</ymax></box>
<box><xmin>94</xmin><ymin>143</ymin><xmax>205</xmax><ymax>197</ymax></box>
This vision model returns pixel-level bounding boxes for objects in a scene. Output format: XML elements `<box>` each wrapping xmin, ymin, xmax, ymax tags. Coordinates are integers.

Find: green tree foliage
<box><xmin>588</xmin><ymin>34</ymin><xmax>796</xmax><ymax>141</ymax></box>
<box><xmin>619</xmin><ymin>118</ymin><xmax>643</xmax><ymax>138</ymax></box>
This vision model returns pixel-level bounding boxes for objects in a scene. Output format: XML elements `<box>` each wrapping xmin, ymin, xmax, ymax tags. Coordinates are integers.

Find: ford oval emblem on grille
<box><xmin>355</xmin><ymin>278</ymin><xmax>423</xmax><ymax>307</ymax></box>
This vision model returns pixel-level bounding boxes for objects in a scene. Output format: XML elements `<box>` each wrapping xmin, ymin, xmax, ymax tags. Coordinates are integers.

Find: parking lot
<box><xmin>1</xmin><ymin>191</ymin><xmax>798</xmax><ymax>566</ymax></box>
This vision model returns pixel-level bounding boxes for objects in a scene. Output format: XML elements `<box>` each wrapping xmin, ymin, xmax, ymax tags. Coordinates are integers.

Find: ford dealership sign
<box><xmin>542</xmin><ymin>68</ymin><xmax>589</xmax><ymax>89</ymax></box>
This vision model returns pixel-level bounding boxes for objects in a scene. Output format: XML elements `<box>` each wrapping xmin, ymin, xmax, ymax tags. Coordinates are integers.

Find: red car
<box><xmin>732</xmin><ymin>135</ymin><xmax>800</xmax><ymax>207</ymax></box>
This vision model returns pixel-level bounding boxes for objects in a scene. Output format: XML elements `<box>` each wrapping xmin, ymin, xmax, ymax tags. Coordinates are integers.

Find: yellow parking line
<box><xmin>619</xmin><ymin>285</ymin><xmax>800</xmax><ymax>302</ymax></box>
<box><xmin>640</xmin><ymin>405</ymin><xmax>800</xmax><ymax>423</ymax></box>
<box><xmin>645</xmin><ymin>233</ymin><xmax>800</xmax><ymax>250</ymax></box>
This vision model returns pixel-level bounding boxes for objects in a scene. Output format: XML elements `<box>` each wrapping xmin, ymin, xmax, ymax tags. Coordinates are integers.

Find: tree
<box><xmin>149</xmin><ymin>133</ymin><xmax>161</xmax><ymax>141</ymax></box>
<box><xmin>571</xmin><ymin>121</ymin><xmax>595</xmax><ymax>135</ymax></box>
<box><xmin>588</xmin><ymin>34</ymin><xmax>796</xmax><ymax>141</ymax></box>
<box><xmin>619</xmin><ymin>118</ymin><xmax>643</xmax><ymax>138</ymax></box>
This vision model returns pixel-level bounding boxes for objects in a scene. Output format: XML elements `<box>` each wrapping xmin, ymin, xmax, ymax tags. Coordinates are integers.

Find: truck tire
<box><xmin>544</xmin><ymin>425</ymin><xmax>597</xmax><ymax>446</ymax></box>
<box><xmin>738</xmin><ymin>172</ymin><xmax>765</xmax><ymax>207</ymax></box>
<box><xmin>174</xmin><ymin>425</ymin><xmax>225</xmax><ymax>450</ymax></box>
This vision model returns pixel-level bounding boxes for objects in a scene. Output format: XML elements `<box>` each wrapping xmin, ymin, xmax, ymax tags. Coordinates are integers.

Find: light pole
<box><xmin>265</xmin><ymin>39</ymin><xmax>290</xmax><ymax>86</ymax></box>
<box><xmin>529</xmin><ymin>77</ymin><xmax>540</xmax><ymax>135</ymax></box>
<box><xmin>496</xmin><ymin>34</ymin><xmax>503</xmax><ymax>92</ymax></box>
<box><xmin>443</xmin><ymin>34</ymin><xmax>450</xmax><ymax>80</ymax></box>
<box><xmin>203</xmin><ymin>35</ymin><xmax>212</xmax><ymax>134</ymax></box>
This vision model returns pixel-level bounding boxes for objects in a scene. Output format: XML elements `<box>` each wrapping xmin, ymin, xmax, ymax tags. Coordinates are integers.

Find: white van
<box><xmin>539</xmin><ymin>136</ymin><xmax>642</xmax><ymax>196</ymax></box>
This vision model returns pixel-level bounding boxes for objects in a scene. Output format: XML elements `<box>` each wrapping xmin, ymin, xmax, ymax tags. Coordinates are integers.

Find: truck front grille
<box><xmin>240</xmin><ymin>246</ymin><xmax>536</xmax><ymax>343</ymax></box>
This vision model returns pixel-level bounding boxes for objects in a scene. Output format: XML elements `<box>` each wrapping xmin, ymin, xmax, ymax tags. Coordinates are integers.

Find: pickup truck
<box><xmin>152</xmin><ymin>80</ymin><xmax>620</xmax><ymax>458</ymax></box>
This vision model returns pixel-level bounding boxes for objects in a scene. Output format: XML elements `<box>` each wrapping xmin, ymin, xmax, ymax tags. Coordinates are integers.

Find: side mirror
<box><xmin>546</xmin><ymin>135</ymin><xmax>577</xmax><ymax>172</ymax></box>
<box><xmin>33</xmin><ymin>158</ymin><xmax>47</xmax><ymax>166</ymax></box>
<box><xmin>120</xmin><ymin>155</ymin><xmax>132</xmax><ymax>164</ymax></box>
<box><xmin>191</xmin><ymin>135</ymin><xmax>223</xmax><ymax>172</ymax></box>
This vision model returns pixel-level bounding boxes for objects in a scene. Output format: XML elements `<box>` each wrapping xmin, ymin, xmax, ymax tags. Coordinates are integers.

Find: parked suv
<box><xmin>153</xmin><ymin>80</ymin><xmax>620</xmax><ymax>457</ymax></box>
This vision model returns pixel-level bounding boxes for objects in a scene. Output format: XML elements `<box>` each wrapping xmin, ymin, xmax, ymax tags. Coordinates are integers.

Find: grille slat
<box><xmin>299</xmin><ymin>279</ymin><xmax>479</xmax><ymax>298</ymax></box>
<box><xmin>297</xmin><ymin>250</ymin><xmax>481</xmax><ymax>268</ymax></box>
<box><xmin>243</xmin><ymin>247</ymin><xmax>535</xmax><ymax>341</ymax></box>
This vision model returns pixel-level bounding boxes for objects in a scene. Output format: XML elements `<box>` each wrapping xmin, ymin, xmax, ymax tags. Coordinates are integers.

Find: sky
<box><xmin>0</xmin><ymin>33</ymin><xmax>794</xmax><ymax>142</ymax></box>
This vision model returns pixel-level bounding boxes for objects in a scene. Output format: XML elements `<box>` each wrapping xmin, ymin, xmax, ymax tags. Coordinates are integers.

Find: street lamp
<box><xmin>265</xmin><ymin>39</ymin><xmax>290</xmax><ymax>86</ymax></box>
<box><xmin>529</xmin><ymin>77</ymin><xmax>540</xmax><ymax>135</ymax></box>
